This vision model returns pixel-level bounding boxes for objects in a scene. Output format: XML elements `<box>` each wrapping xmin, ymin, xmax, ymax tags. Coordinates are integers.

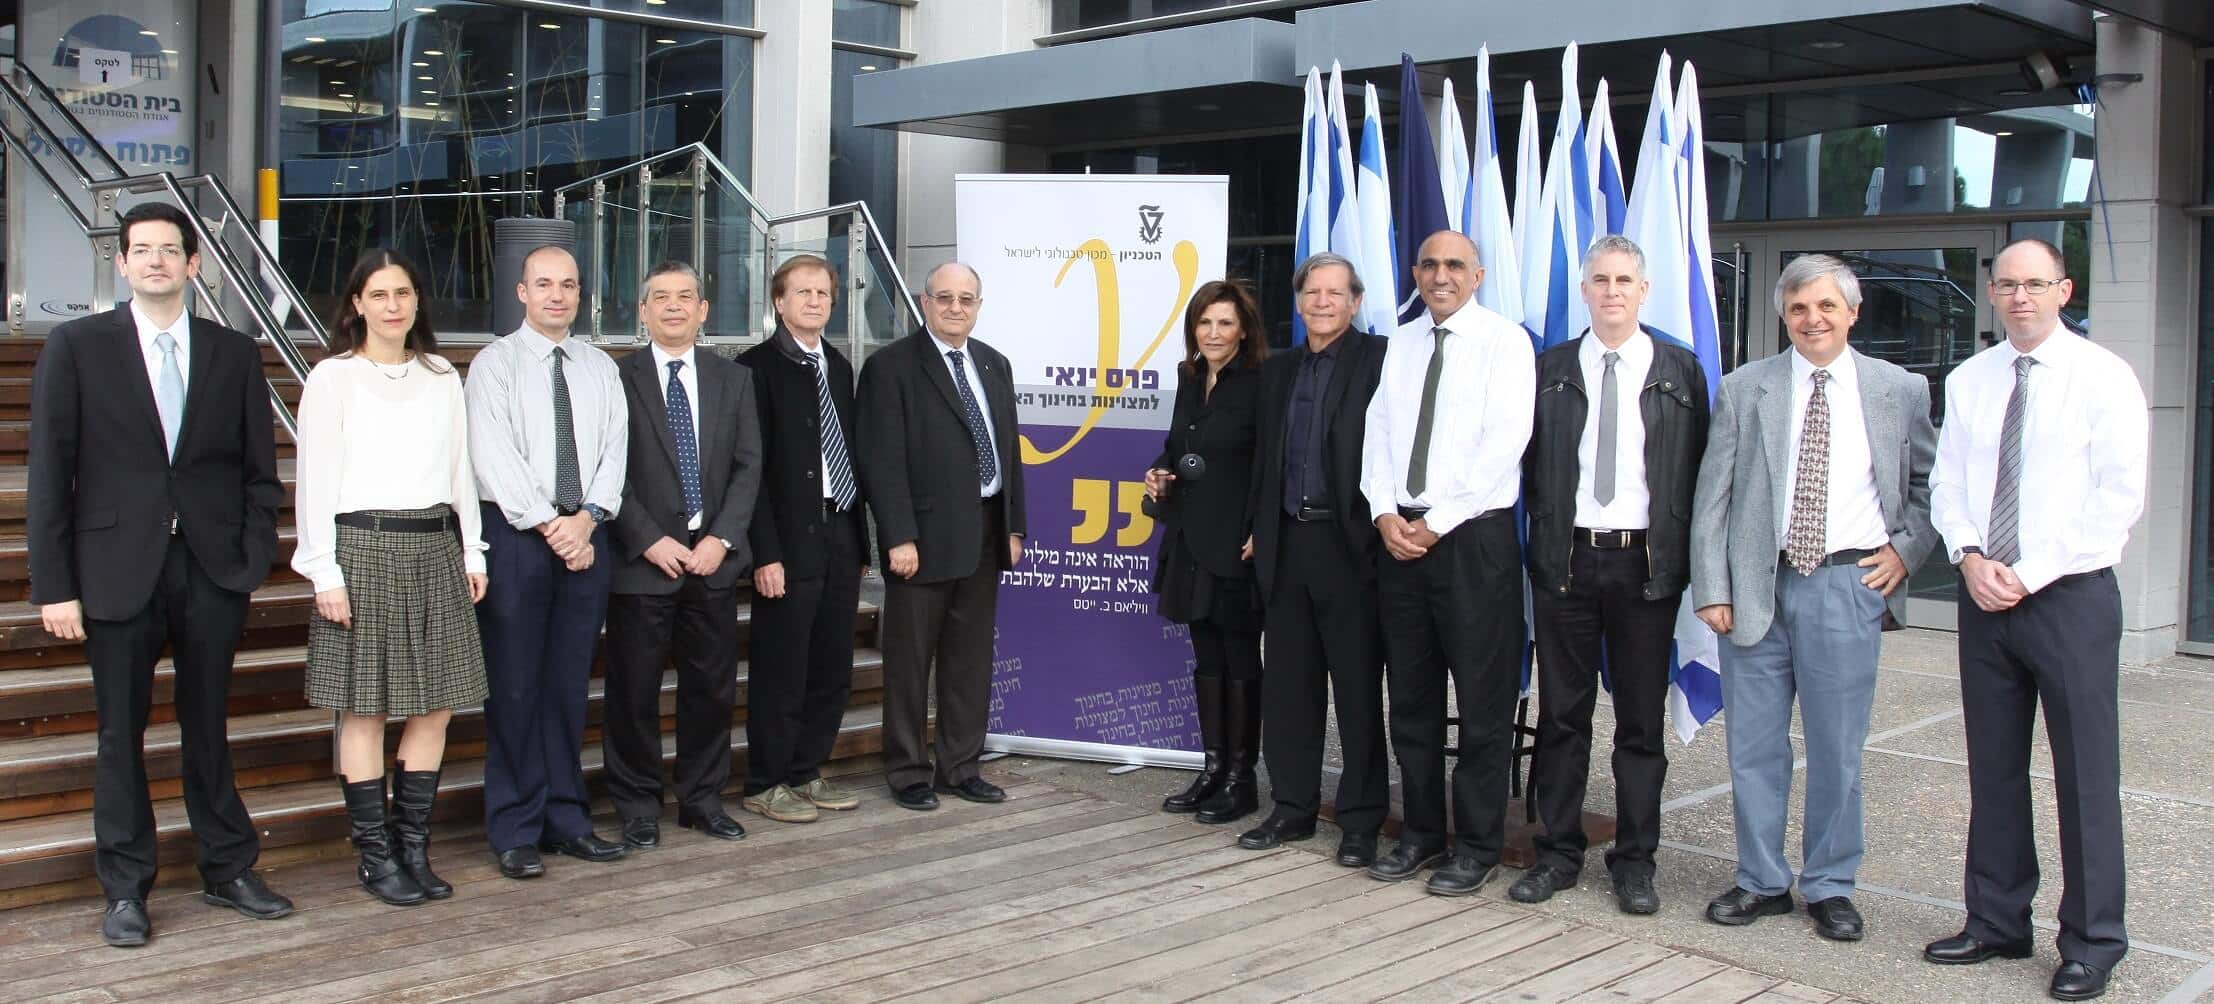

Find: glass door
<box><xmin>1768</xmin><ymin>226</ymin><xmax>2003</xmax><ymax>630</ymax></box>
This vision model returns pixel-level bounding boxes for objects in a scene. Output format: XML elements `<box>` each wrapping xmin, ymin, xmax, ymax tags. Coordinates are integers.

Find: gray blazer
<box><xmin>1689</xmin><ymin>347</ymin><xmax>1937</xmax><ymax>645</ymax></box>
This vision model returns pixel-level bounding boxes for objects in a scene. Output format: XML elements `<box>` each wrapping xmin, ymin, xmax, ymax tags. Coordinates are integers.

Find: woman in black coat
<box><xmin>1146</xmin><ymin>279</ymin><xmax>1269</xmax><ymax>824</ymax></box>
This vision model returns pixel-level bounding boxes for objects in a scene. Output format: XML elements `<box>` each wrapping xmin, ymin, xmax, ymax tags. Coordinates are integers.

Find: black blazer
<box><xmin>1152</xmin><ymin>362</ymin><xmax>1260</xmax><ymax>581</ymax></box>
<box><xmin>736</xmin><ymin>329</ymin><xmax>864</xmax><ymax>580</ymax></box>
<box><xmin>610</xmin><ymin>344</ymin><xmax>764</xmax><ymax>594</ymax></box>
<box><xmin>1523</xmin><ymin>328</ymin><xmax>1710</xmax><ymax>600</ymax></box>
<box><xmin>28</xmin><ymin>306</ymin><xmax>282</xmax><ymax>620</ymax></box>
<box><xmin>1246</xmin><ymin>330</ymin><xmax>1388</xmax><ymax>598</ymax></box>
<box><xmin>857</xmin><ymin>329</ymin><xmax>1028</xmax><ymax>584</ymax></box>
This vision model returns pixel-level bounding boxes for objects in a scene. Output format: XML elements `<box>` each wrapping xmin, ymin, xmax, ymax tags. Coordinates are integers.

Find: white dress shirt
<box><xmin>1573</xmin><ymin>329</ymin><xmax>1653</xmax><ymax>529</ymax></box>
<box><xmin>1361</xmin><ymin>297</ymin><xmax>1536</xmax><ymax>536</ymax></box>
<box><xmin>650</xmin><ymin>341</ymin><xmax>703</xmax><ymax>531</ymax></box>
<box><xmin>1930</xmin><ymin>325</ymin><xmax>2147</xmax><ymax>593</ymax></box>
<box><xmin>465</xmin><ymin>324</ymin><xmax>628</xmax><ymax>530</ymax></box>
<box><xmin>291</xmin><ymin>355</ymin><xmax>487</xmax><ymax>592</ymax></box>
<box><xmin>929</xmin><ymin>329</ymin><xmax>1004</xmax><ymax>498</ymax></box>
<box><xmin>1780</xmin><ymin>349</ymin><xmax>1889</xmax><ymax>553</ymax></box>
<box><xmin>131</xmin><ymin>299</ymin><xmax>191</xmax><ymax>394</ymax></box>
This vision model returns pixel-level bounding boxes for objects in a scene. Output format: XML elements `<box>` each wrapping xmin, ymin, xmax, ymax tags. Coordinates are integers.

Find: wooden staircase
<box><xmin>0</xmin><ymin>336</ymin><xmax>888</xmax><ymax>903</ymax></box>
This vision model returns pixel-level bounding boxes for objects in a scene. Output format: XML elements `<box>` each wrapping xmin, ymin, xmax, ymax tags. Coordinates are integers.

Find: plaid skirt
<box><xmin>305</xmin><ymin>506</ymin><xmax>488</xmax><ymax>716</ymax></box>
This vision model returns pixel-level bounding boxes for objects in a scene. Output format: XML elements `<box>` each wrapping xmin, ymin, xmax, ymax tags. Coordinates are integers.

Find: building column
<box><xmin>753</xmin><ymin>1</ymin><xmax>834</xmax><ymax>219</ymax></box>
<box><xmin>2087</xmin><ymin>16</ymin><xmax>2196</xmax><ymax>660</ymax></box>
<box><xmin>900</xmin><ymin>0</ymin><xmax>1046</xmax><ymax>278</ymax></box>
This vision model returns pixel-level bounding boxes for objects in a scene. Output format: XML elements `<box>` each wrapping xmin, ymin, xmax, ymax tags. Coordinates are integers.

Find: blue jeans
<box><xmin>1719</xmin><ymin>561</ymin><xmax>1885</xmax><ymax>901</ymax></box>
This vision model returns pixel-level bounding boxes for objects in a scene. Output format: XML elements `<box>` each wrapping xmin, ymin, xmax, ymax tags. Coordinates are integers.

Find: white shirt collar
<box><xmin>1424</xmin><ymin>296</ymin><xmax>1486</xmax><ymax>337</ymax></box>
<box><xmin>650</xmin><ymin>340</ymin><xmax>697</xmax><ymax>372</ymax></box>
<box><xmin>928</xmin><ymin>327</ymin><xmax>971</xmax><ymax>359</ymax></box>
<box><xmin>2003</xmin><ymin>322</ymin><xmax>2075</xmax><ymax>368</ymax></box>
<box><xmin>129</xmin><ymin>299</ymin><xmax>190</xmax><ymax>354</ymax></box>
<box><xmin>1790</xmin><ymin>345</ymin><xmax>1858</xmax><ymax>390</ymax></box>
<box><xmin>1579</xmin><ymin>328</ymin><xmax>1651</xmax><ymax>369</ymax></box>
<box><xmin>512</xmin><ymin>323</ymin><xmax>570</xmax><ymax>359</ymax></box>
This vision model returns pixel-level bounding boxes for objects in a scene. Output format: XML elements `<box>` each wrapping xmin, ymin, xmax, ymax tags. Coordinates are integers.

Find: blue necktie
<box><xmin>947</xmin><ymin>350</ymin><xmax>998</xmax><ymax>489</ymax></box>
<box><xmin>666</xmin><ymin>360</ymin><xmax>703</xmax><ymax>517</ymax></box>
<box><xmin>154</xmin><ymin>331</ymin><xmax>184</xmax><ymax>458</ymax></box>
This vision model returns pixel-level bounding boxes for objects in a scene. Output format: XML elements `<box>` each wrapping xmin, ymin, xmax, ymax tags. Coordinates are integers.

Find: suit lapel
<box><xmin>629</xmin><ymin>352</ymin><xmax>682</xmax><ymax>473</ymax></box>
<box><xmin>1317</xmin><ymin>331</ymin><xmax>1361</xmax><ymax>427</ymax></box>
<box><xmin>1855</xmin><ymin>350</ymin><xmax>1900</xmax><ymax>519</ymax></box>
<box><xmin>1756</xmin><ymin>355</ymin><xmax>1793</xmax><ymax>508</ymax></box>
<box><xmin>107</xmin><ymin>310</ymin><xmax>168</xmax><ymax>457</ymax></box>
<box><xmin>919</xmin><ymin>334</ymin><xmax>970</xmax><ymax>423</ymax></box>
<box><xmin>176</xmin><ymin>319</ymin><xmax>224</xmax><ymax>459</ymax></box>
<box><xmin>693</xmin><ymin>350</ymin><xmax>722</xmax><ymax>476</ymax></box>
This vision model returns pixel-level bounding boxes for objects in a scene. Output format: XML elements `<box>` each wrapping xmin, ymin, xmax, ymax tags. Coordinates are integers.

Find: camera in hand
<box><xmin>1142</xmin><ymin>453</ymin><xmax>1208</xmax><ymax>519</ymax></box>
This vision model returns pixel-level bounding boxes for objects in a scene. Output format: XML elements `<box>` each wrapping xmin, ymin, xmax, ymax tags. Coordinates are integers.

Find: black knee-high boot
<box><xmin>390</xmin><ymin>761</ymin><xmax>451</xmax><ymax>900</ymax></box>
<box><xmin>1195</xmin><ymin>678</ymin><xmax>1261</xmax><ymax>824</ymax></box>
<box><xmin>344</xmin><ymin>776</ymin><xmax>426</xmax><ymax>906</ymax></box>
<box><xmin>1162</xmin><ymin>674</ymin><xmax>1226</xmax><ymax>813</ymax></box>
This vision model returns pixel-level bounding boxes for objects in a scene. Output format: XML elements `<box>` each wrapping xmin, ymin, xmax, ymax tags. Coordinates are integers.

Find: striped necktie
<box><xmin>1986</xmin><ymin>355</ymin><xmax>2036</xmax><ymax>565</ymax></box>
<box><xmin>810</xmin><ymin>351</ymin><xmax>858</xmax><ymax>510</ymax></box>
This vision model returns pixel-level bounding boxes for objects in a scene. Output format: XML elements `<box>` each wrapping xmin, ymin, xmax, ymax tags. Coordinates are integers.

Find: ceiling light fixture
<box><xmin>305</xmin><ymin>35</ymin><xmax>327</xmax><ymax>43</ymax></box>
<box><xmin>423</xmin><ymin>49</ymin><xmax>445</xmax><ymax>55</ymax></box>
<box><xmin>1807</xmin><ymin>40</ymin><xmax>1845</xmax><ymax>50</ymax></box>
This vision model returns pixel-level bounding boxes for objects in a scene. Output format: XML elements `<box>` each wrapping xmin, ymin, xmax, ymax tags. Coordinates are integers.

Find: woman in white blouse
<box><xmin>292</xmin><ymin>249</ymin><xmax>488</xmax><ymax>906</ymax></box>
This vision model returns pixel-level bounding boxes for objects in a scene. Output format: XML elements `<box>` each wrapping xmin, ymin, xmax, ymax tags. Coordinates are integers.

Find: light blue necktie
<box><xmin>154</xmin><ymin>331</ymin><xmax>184</xmax><ymax>458</ymax></box>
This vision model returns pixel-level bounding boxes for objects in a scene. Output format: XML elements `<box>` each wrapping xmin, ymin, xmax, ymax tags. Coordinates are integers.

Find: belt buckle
<box><xmin>168</xmin><ymin>513</ymin><xmax>179</xmax><ymax>536</ymax></box>
<box><xmin>1613</xmin><ymin>529</ymin><xmax>1632</xmax><ymax>549</ymax></box>
<box><xmin>371</xmin><ymin>514</ymin><xmax>384</xmax><ymax>533</ymax></box>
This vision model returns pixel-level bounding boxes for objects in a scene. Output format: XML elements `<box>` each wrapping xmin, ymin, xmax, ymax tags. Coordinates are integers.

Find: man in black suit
<box><xmin>736</xmin><ymin>255</ymin><xmax>869</xmax><ymax>825</ymax></box>
<box><xmin>603</xmin><ymin>261</ymin><xmax>763</xmax><ymax>847</ymax></box>
<box><xmin>29</xmin><ymin>201</ymin><xmax>293</xmax><ymax>946</ymax></box>
<box><xmin>1236</xmin><ymin>252</ymin><xmax>1392</xmax><ymax>867</ymax></box>
<box><xmin>857</xmin><ymin>261</ymin><xmax>1027</xmax><ymax>811</ymax></box>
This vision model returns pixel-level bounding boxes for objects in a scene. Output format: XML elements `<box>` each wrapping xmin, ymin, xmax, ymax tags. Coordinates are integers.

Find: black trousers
<box><xmin>1957</xmin><ymin>569</ymin><xmax>2128</xmax><ymax>969</ymax></box>
<box><xmin>880</xmin><ymin>501</ymin><xmax>1001</xmax><ymax>792</ymax></box>
<box><xmin>85</xmin><ymin>535</ymin><xmax>258</xmax><ymax>901</ymax></box>
<box><xmin>1379</xmin><ymin>511</ymin><xmax>1524</xmax><ymax>862</ymax></box>
<box><xmin>477</xmin><ymin>506</ymin><xmax>611</xmax><ymax>852</ymax></box>
<box><xmin>1189</xmin><ymin>622</ymin><xmax>1261</xmax><ymax>680</ymax></box>
<box><xmin>1528</xmin><ymin>540</ymin><xmax>1678</xmax><ymax>876</ymax></box>
<box><xmin>602</xmin><ymin>571</ymin><xmax>741</xmax><ymax>819</ymax></box>
<box><xmin>1261</xmin><ymin>519</ymin><xmax>1389</xmax><ymax>835</ymax></box>
<box><xmin>744</xmin><ymin>510</ymin><xmax>864</xmax><ymax>796</ymax></box>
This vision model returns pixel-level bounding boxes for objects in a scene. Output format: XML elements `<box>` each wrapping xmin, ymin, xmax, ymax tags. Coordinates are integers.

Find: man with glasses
<box><xmin>29</xmin><ymin>201</ymin><xmax>293</xmax><ymax>945</ymax></box>
<box><xmin>857</xmin><ymin>262</ymin><xmax>1027</xmax><ymax>810</ymax></box>
<box><xmin>1923</xmin><ymin>239</ymin><xmax>2144</xmax><ymax>1002</ymax></box>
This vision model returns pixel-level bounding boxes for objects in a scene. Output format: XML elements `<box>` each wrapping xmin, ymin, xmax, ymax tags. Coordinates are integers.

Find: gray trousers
<box><xmin>1719</xmin><ymin>560</ymin><xmax>1886</xmax><ymax>901</ymax></box>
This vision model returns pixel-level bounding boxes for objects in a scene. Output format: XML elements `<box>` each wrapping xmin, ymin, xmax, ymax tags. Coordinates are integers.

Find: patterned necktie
<box><xmin>1987</xmin><ymin>355</ymin><xmax>2036</xmax><ymax>565</ymax></box>
<box><xmin>810</xmin><ymin>351</ymin><xmax>858</xmax><ymax>510</ymax></box>
<box><xmin>1595</xmin><ymin>349</ymin><xmax>1621</xmax><ymax>506</ymax></box>
<box><xmin>666</xmin><ymin>360</ymin><xmax>703</xmax><ymax>517</ymax></box>
<box><xmin>551</xmin><ymin>345</ymin><xmax>582</xmax><ymax>511</ymax></box>
<box><xmin>947</xmin><ymin>350</ymin><xmax>999</xmax><ymax>489</ymax></box>
<box><xmin>1407</xmin><ymin>327</ymin><xmax>1449</xmax><ymax>499</ymax></box>
<box><xmin>154</xmin><ymin>331</ymin><xmax>184</xmax><ymax>459</ymax></box>
<box><xmin>1785</xmin><ymin>369</ymin><xmax>1832</xmax><ymax>575</ymax></box>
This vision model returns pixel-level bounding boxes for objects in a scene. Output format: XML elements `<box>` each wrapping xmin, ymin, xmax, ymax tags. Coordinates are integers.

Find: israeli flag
<box><xmin>1355</xmin><ymin>81</ymin><xmax>1400</xmax><ymax>338</ymax></box>
<box><xmin>1511</xmin><ymin>80</ymin><xmax>1543</xmax><ymax>343</ymax></box>
<box><xmin>1588</xmin><ymin>77</ymin><xmax>1628</xmax><ymax>237</ymax></box>
<box><xmin>1323</xmin><ymin>62</ymin><xmax>1386</xmax><ymax>335</ymax></box>
<box><xmin>1523</xmin><ymin>42</ymin><xmax>1594</xmax><ymax>353</ymax></box>
<box><xmin>1292</xmin><ymin>68</ymin><xmax>1330</xmax><ymax>345</ymax></box>
<box><xmin>1464</xmin><ymin>46</ymin><xmax>1522</xmax><ymax>325</ymax></box>
<box><xmin>1437</xmin><ymin>77</ymin><xmax>1471</xmax><ymax>236</ymax></box>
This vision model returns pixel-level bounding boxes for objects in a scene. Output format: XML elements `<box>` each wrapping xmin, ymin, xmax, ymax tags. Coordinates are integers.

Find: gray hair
<box><xmin>1292</xmin><ymin>252</ymin><xmax>1365</xmax><ymax>297</ymax></box>
<box><xmin>923</xmin><ymin>260</ymin><xmax>983</xmax><ymax>297</ymax></box>
<box><xmin>1773</xmin><ymin>254</ymin><xmax>1862</xmax><ymax>315</ymax></box>
<box><xmin>1582</xmin><ymin>234</ymin><xmax>1647</xmax><ymax>279</ymax></box>
<box><xmin>638</xmin><ymin>260</ymin><xmax>702</xmax><ymax>302</ymax></box>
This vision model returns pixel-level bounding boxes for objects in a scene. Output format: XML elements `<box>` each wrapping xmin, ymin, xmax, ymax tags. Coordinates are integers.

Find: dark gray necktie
<box><xmin>948</xmin><ymin>350</ymin><xmax>999</xmax><ymax>489</ymax></box>
<box><xmin>551</xmin><ymin>345</ymin><xmax>582</xmax><ymax>511</ymax></box>
<box><xmin>1407</xmin><ymin>327</ymin><xmax>1448</xmax><ymax>499</ymax></box>
<box><xmin>1987</xmin><ymin>355</ymin><xmax>2036</xmax><ymax>565</ymax></box>
<box><xmin>1595</xmin><ymin>349</ymin><xmax>1621</xmax><ymax>506</ymax></box>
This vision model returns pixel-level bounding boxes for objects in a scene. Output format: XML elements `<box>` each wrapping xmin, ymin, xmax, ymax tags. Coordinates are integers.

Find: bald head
<box><xmin>516</xmin><ymin>244</ymin><xmax>580</xmax><ymax>339</ymax></box>
<box><xmin>1413</xmin><ymin>230</ymin><xmax>1483</xmax><ymax>321</ymax></box>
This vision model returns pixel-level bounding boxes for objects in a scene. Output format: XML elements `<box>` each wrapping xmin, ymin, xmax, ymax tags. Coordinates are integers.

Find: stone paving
<box><xmin>1001</xmin><ymin>628</ymin><xmax>2214</xmax><ymax>1003</ymax></box>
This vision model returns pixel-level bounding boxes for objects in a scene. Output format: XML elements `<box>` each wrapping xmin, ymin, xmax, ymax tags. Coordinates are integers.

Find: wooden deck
<box><xmin>0</xmin><ymin>777</ymin><xmax>1850</xmax><ymax>1003</ymax></box>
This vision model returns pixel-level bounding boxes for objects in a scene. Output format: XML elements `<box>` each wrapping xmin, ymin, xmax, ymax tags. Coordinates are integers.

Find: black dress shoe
<box><xmin>497</xmin><ymin>846</ymin><xmax>545</xmax><ymax>879</ymax></box>
<box><xmin>1612</xmin><ymin>870</ymin><xmax>1661</xmax><ymax>915</ymax></box>
<box><xmin>2049</xmin><ymin>961</ymin><xmax>2110</xmax><ymax>1001</ymax></box>
<box><xmin>1705</xmin><ymin>885</ymin><xmax>1793</xmax><ymax>926</ymax></box>
<box><xmin>893</xmin><ymin>783</ymin><xmax>940</xmax><ymax>811</ymax></box>
<box><xmin>101</xmin><ymin>899</ymin><xmax>149</xmax><ymax>947</ymax></box>
<box><xmin>1236</xmin><ymin>815</ymin><xmax>1316</xmax><ymax>850</ymax></box>
<box><xmin>1509</xmin><ymin>864</ymin><xmax>1577</xmax><ymax>903</ymax></box>
<box><xmin>539</xmin><ymin>833</ymin><xmax>628</xmax><ymax>862</ymax></box>
<box><xmin>621</xmin><ymin>816</ymin><xmax>660</xmax><ymax>850</ymax></box>
<box><xmin>1368</xmin><ymin>842</ymin><xmax>1446</xmax><ymax>882</ymax></box>
<box><xmin>1807</xmin><ymin>897</ymin><xmax>1864</xmax><ymax>941</ymax></box>
<box><xmin>1335</xmin><ymin>833</ymin><xmax>1377</xmax><ymax>868</ymax></box>
<box><xmin>678</xmin><ymin>809</ymin><xmax>748</xmax><ymax>841</ymax></box>
<box><xmin>1924</xmin><ymin>931</ymin><xmax>2034</xmax><ymax>965</ymax></box>
<box><xmin>936</xmin><ymin>777</ymin><xmax>1007</xmax><ymax>804</ymax></box>
<box><xmin>201</xmin><ymin>871</ymin><xmax>294</xmax><ymax>920</ymax></box>
<box><xmin>1426</xmin><ymin>853</ymin><xmax>1497</xmax><ymax>897</ymax></box>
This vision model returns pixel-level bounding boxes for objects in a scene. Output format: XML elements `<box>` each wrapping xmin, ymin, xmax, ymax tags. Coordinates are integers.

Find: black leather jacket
<box><xmin>1523</xmin><ymin>327</ymin><xmax>1710</xmax><ymax>600</ymax></box>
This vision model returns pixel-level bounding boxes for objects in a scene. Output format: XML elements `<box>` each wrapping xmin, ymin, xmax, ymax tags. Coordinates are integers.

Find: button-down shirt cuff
<box><xmin>464</xmin><ymin>552</ymin><xmax>488</xmax><ymax>576</ymax></box>
<box><xmin>2009</xmin><ymin>556</ymin><xmax>2059</xmax><ymax>595</ymax></box>
<box><xmin>509</xmin><ymin>502</ymin><xmax>558</xmax><ymax>531</ymax></box>
<box><xmin>1422</xmin><ymin>501</ymin><xmax>1472</xmax><ymax>538</ymax></box>
<box><xmin>308</xmin><ymin>569</ymin><xmax>347</xmax><ymax>593</ymax></box>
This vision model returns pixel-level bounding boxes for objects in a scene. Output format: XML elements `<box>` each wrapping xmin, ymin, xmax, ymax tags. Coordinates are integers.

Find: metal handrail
<box><xmin>0</xmin><ymin>124</ymin><xmax>93</xmax><ymax>232</ymax></box>
<box><xmin>766</xmin><ymin>200</ymin><xmax>927</xmax><ymax>334</ymax></box>
<box><xmin>10</xmin><ymin>65</ymin><xmax>127</xmax><ymax>181</ymax></box>
<box><xmin>548</xmin><ymin>141</ymin><xmax>772</xmax><ymax>225</ymax></box>
<box><xmin>171</xmin><ymin>174</ymin><xmax>332</xmax><ymax>348</ymax></box>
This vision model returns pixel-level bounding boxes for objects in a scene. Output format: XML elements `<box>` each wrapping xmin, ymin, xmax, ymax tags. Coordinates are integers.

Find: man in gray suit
<box><xmin>1690</xmin><ymin>254</ymin><xmax>1936</xmax><ymax>942</ymax></box>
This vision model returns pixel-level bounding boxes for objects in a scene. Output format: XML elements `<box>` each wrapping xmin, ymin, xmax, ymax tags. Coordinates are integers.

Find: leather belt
<box><xmin>1292</xmin><ymin>504</ymin><xmax>1336</xmax><ymax>523</ymax></box>
<box><xmin>336</xmin><ymin>510</ymin><xmax>455</xmax><ymax>534</ymax></box>
<box><xmin>1576</xmin><ymin>527</ymin><xmax>1646</xmax><ymax>550</ymax></box>
<box><xmin>1780</xmin><ymin>546</ymin><xmax>1878</xmax><ymax>568</ymax></box>
<box><xmin>1397</xmin><ymin>505</ymin><xmax>1431</xmax><ymax>522</ymax></box>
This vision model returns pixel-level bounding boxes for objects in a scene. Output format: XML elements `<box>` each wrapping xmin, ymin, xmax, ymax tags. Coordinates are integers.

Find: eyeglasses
<box><xmin>126</xmin><ymin>245</ymin><xmax>187</xmax><ymax>261</ymax></box>
<box><xmin>1991</xmin><ymin>278</ymin><xmax>2066</xmax><ymax>296</ymax></box>
<box><xmin>926</xmin><ymin>292</ymin><xmax>980</xmax><ymax>308</ymax></box>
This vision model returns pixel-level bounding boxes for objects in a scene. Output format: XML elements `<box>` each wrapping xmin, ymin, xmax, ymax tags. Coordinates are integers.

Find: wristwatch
<box><xmin>583</xmin><ymin>503</ymin><xmax>610</xmax><ymax>524</ymax></box>
<box><xmin>1954</xmin><ymin>545</ymin><xmax>1982</xmax><ymax>565</ymax></box>
<box><xmin>718</xmin><ymin>536</ymin><xmax>736</xmax><ymax>550</ymax></box>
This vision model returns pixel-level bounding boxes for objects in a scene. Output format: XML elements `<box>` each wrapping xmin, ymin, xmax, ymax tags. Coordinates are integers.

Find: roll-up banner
<box><xmin>957</xmin><ymin>173</ymin><xmax>1229</xmax><ymax>768</ymax></box>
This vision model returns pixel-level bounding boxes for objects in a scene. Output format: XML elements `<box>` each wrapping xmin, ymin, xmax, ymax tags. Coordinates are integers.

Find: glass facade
<box><xmin>276</xmin><ymin>1</ymin><xmax>754</xmax><ymax>333</ymax></box>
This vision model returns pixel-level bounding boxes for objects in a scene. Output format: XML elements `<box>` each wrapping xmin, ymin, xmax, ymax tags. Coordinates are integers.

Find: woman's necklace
<box><xmin>367</xmin><ymin>351</ymin><xmax>414</xmax><ymax>380</ymax></box>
